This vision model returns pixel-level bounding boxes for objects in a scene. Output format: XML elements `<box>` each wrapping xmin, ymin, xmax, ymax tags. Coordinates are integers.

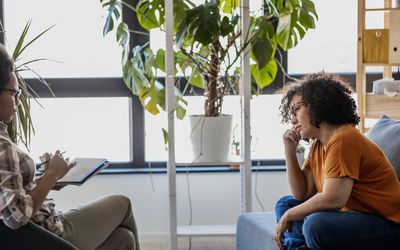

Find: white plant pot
<box><xmin>189</xmin><ymin>114</ymin><xmax>233</xmax><ymax>162</ymax></box>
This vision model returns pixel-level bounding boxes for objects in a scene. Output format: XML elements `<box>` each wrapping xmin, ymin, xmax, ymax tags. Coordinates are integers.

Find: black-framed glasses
<box><xmin>1</xmin><ymin>88</ymin><xmax>22</xmax><ymax>99</ymax></box>
<box><xmin>289</xmin><ymin>101</ymin><xmax>306</xmax><ymax>118</ymax></box>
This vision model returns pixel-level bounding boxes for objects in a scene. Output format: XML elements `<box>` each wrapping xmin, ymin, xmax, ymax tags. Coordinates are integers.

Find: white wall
<box><xmin>49</xmin><ymin>171</ymin><xmax>289</xmax><ymax>242</ymax></box>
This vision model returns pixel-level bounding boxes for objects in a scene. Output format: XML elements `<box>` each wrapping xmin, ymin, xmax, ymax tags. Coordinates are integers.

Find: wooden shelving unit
<box><xmin>357</xmin><ymin>0</ymin><xmax>400</xmax><ymax>132</ymax></box>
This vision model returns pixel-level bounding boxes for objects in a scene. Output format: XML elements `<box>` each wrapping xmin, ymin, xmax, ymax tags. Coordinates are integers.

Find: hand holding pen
<box><xmin>37</xmin><ymin>150</ymin><xmax>69</xmax><ymax>172</ymax></box>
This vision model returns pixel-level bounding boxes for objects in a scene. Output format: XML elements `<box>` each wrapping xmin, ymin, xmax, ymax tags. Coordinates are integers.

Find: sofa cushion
<box><xmin>366</xmin><ymin>115</ymin><xmax>400</xmax><ymax>180</ymax></box>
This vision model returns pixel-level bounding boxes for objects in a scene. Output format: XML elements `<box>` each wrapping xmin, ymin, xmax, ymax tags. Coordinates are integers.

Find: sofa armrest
<box><xmin>236</xmin><ymin>212</ymin><xmax>279</xmax><ymax>250</ymax></box>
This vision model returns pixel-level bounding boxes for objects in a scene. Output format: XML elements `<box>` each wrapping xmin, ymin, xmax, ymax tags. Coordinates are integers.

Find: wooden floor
<box><xmin>141</xmin><ymin>236</ymin><xmax>236</xmax><ymax>250</ymax></box>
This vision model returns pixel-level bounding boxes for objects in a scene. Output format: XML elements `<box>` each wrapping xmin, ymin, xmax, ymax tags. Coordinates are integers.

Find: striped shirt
<box><xmin>0</xmin><ymin>122</ymin><xmax>64</xmax><ymax>236</ymax></box>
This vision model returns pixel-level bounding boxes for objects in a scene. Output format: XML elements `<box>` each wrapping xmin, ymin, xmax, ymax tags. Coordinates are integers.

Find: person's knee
<box><xmin>275</xmin><ymin>195</ymin><xmax>294</xmax><ymax>208</ymax></box>
<box><xmin>303</xmin><ymin>212</ymin><xmax>327</xmax><ymax>249</ymax></box>
<box><xmin>116</xmin><ymin>227</ymin><xmax>136</xmax><ymax>250</ymax></box>
<box><xmin>105</xmin><ymin>195</ymin><xmax>132</xmax><ymax>209</ymax></box>
<box><xmin>97</xmin><ymin>227</ymin><xmax>136</xmax><ymax>250</ymax></box>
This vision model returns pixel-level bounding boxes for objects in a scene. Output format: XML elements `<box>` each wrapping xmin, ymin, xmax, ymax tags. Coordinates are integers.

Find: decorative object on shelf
<box><xmin>230</xmin><ymin>138</ymin><xmax>240</xmax><ymax>170</ymax></box>
<box><xmin>372</xmin><ymin>78</ymin><xmax>399</xmax><ymax>94</ymax></box>
<box><xmin>296</xmin><ymin>144</ymin><xmax>305</xmax><ymax>167</ymax></box>
<box><xmin>363</xmin><ymin>29</ymin><xmax>389</xmax><ymax>63</ymax></box>
<box><xmin>0</xmin><ymin>20</ymin><xmax>54</xmax><ymax>149</ymax></box>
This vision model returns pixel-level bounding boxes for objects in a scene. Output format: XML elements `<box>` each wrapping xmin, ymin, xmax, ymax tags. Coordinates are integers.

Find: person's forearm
<box><xmin>285</xmin><ymin>151</ymin><xmax>308</xmax><ymax>200</ymax></box>
<box><xmin>29</xmin><ymin>173</ymin><xmax>57</xmax><ymax>214</ymax></box>
<box><xmin>286</xmin><ymin>192</ymin><xmax>343</xmax><ymax>221</ymax></box>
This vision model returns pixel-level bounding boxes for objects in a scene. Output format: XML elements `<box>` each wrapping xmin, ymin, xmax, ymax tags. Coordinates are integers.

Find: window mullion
<box><xmin>123</xmin><ymin>1</ymin><xmax>149</xmax><ymax>166</ymax></box>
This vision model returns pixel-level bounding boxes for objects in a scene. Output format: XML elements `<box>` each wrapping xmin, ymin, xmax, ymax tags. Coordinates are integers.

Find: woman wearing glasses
<box><xmin>274</xmin><ymin>72</ymin><xmax>400</xmax><ymax>250</ymax></box>
<box><xmin>0</xmin><ymin>43</ymin><xmax>140</xmax><ymax>250</ymax></box>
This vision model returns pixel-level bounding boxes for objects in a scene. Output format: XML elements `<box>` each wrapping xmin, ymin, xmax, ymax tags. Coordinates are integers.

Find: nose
<box><xmin>290</xmin><ymin>115</ymin><xmax>298</xmax><ymax>125</ymax></box>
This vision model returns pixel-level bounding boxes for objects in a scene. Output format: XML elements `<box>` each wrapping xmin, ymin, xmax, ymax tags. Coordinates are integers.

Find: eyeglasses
<box><xmin>289</xmin><ymin>101</ymin><xmax>306</xmax><ymax>118</ymax></box>
<box><xmin>1</xmin><ymin>88</ymin><xmax>22</xmax><ymax>99</ymax></box>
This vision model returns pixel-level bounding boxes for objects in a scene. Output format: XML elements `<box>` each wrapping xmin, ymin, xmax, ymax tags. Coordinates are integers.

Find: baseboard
<box><xmin>139</xmin><ymin>233</ymin><xmax>236</xmax><ymax>244</ymax></box>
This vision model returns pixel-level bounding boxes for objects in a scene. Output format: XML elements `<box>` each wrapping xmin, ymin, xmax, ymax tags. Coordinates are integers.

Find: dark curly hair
<box><xmin>279</xmin><ymin>72</ymin><xmax>360</xmax><ymax>128</ymax></box>
<box><xmin>0</xmin><ymin>44</ymin><xmax>14</xmax><ymax>89</ymax></box>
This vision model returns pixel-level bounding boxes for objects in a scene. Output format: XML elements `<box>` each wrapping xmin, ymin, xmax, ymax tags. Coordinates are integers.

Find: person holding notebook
<box><xmin>0</xmin><ymin>43</ymin><xmax>140</xmax><ymax>249</ymax></box>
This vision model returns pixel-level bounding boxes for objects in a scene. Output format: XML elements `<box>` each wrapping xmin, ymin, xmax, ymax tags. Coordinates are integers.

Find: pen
<box><xmin>37</xmin><ymin>151</ymin><xmax>67</xmax><ymax>167</ymax></box>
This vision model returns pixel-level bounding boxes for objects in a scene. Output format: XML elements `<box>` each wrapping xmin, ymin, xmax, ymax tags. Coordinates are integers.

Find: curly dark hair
<box><xmin>0</xmin><ymin>44</ymin><xmax>14</xmax><ymax>89</ymax></box>
<box><xmin>279</xmin><ymin>72</ymin><xmax>360</xmax><ymax>128</ymax></box>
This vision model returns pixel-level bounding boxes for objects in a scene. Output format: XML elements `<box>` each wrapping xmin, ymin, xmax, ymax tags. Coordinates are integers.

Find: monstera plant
<box><xmin>101</xmin><ymin>0</ymin><xmax>318</xmax><ymax>118</ymax></box>
<box><xmin>1</xmin><ymin>20</ymin><xmax>54</xmax><ymax>149</ymax></box>
<box><xmin>101</xmin><ymin>0</ymin><xmax>317</xmax><ymax>161</ymax></box>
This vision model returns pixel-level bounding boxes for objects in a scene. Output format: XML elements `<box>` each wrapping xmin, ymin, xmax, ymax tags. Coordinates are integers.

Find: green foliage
<box><xmin>1</xmin><ymin>20</ymin><xmax>54</xmax><ymax>149</ymax></box>
<box><xmin>101</xmin><ymin>0</ymin><xmax>318</xmax><ymax>117</ymax></box>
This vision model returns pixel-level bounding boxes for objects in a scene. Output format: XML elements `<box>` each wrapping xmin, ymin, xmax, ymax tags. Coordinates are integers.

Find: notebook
<box><xmin>56</xmin><ymin>158</ymin><xmax>109</xmax><ymax>185</ymax></box>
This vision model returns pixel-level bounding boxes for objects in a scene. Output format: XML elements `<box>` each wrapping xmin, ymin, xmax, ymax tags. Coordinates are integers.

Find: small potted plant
<box><xmin>296</xmin><ymin>144</ymin><xmax>306</xmax><ymax>166</ymax></box>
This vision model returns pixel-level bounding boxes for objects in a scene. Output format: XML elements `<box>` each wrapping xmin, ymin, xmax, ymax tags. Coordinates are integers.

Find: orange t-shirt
<box><xmin>304</xmin><ymin>124</ymin><xmax>400</xmax><ymax>223</ymax></box>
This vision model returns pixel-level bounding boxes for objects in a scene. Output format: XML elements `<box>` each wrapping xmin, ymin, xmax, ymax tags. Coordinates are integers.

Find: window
<box><xmin>25</xmin><ymin>98</ymin><xmax>131</xmax><ymax>162</ymax></box>
<box><xmin>288</xmin><ymin>0</ymin><xmax>357</xmax><ymax>74</ymax></box>
<box><xmin>3</xmin><ymin>0</ymin><xmax>121</xmax><ymax>78</ymax></box>
<box><xmin>145</xmin><ymin>95</ymin><xmax>288</xmax><ymax>161</ymax></box>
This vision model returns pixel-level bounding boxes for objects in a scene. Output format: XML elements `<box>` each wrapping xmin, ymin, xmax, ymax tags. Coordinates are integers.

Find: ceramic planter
<box><xmin>189</xmin><ymin>114</ymin><xmax>233</xmax><ymax>162</ymax></box>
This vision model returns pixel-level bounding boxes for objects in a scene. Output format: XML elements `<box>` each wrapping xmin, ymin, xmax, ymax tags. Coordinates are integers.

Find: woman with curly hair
<box><xmin>274</xmin><ymin>72</ymin><xmax>400</xmax><ymax>250</ymax></box>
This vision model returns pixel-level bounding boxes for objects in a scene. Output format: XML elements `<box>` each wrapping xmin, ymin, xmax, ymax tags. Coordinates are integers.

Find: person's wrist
<box><xmin>283</xmin><ymin>209</ymin><xmax>293</xmax><ymax>222</ymax></box>
<box><xmin>285</xmin><ymin>150</ymin><xmax>297</xmax><ymax>159</ymax></box>
<box><xmin>43</xmin><ymin>172</ymin><xmax>59</xmax><ymax>185</ymax></box>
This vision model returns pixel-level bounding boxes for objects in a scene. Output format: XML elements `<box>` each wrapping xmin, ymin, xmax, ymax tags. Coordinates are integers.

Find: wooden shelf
<box><xmin>363</xmin><ymin>63</ymin><xmax>400</xmax><ymax>66</ymax></box>
<box><xmin>357</xmin><ymin>0</ymin><xmax>400</xmax><ymax>132</ymax></box>
<box><xmin>366</xmin><ymin>93</ymin><xmax>400</xmax><ymax>119</ymax></box>
<box><xmin>177</xmin><ymin>224</ymin><xmax>236</xmax><ymax>237</ymax></box>
<box><xmin>365</xmin><ymin>7</ymin><xmax>400</xmax><ymax>11</ymax></box>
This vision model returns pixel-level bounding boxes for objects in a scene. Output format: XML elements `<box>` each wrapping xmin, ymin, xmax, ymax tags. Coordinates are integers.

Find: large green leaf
<box><xmin>155</xmin><ymin>49</ymin><xmax>166</xmax><ymax>72</ymax></box>
<box><xmin>251</xmin><ymin>39</ymin><xmax>273</xmax><ymax>69</ymax></box>
<box><xmin>101</xmin><ymin>0</ymin><xmax>121</xmax><ymax>36</ymax></box>
<box><xmin>251</xmin><ymin>59</ymin><xmax>278</xmax><ymax>88</ymax></box>
<box><xmin>299</xmin><ymin>0</ymin><xmax>318</xmax><ymax>28</ymax></box>
<box><xmin>189</xmin><ymin>70</ymin><xmax>205</xmax><ymax>89</ymax></box>
<box><xmin>185</xmin><ymin>2</ymin><xmax>220</xmax><ymax>45</ymax></box>
<box><xmin>276</xmin><ymin>0</ymin><xmax>318</xmax><ymax>50</ymax></box>
<box><xmin>220</xmin><ymin>15</ymin><xmax>238</xmax><ymax>36</ymax></box>
<box><xmin>116</xmin><ymin>22</ymin><xmax>129</xmax><ymax>47</ymax></box>
<box><xmin>139</xmin><ymin>81</ymin><xmax>165</xmax><ymax>115</ymax></box>
<box><xmin>136</xmin><ymin>0</ymin><xmax>165</xmax><ymax>30</ymax></box>
<box><xmin>116</xmin><ymin>22</ymin><xmax>130</xmax><ymax>62</ymax></box>
<box><xmin>175</xmin><ymin>96</ymin><xmax>188</xmax><ymax>119</ymax></box>
<box><xmin>173</xmin><ymin>0</ymin><xmax>189</xmax><ymax>30</ymax></box>
<box><xmin>123</xmin><ymin>46</ymin><xmax>151</xmax><ymax>95</ymax></box>
<box><xmin>219</xmin><ymin>0</ymin><xmax>239</xmax><ymax>14</ymax></box>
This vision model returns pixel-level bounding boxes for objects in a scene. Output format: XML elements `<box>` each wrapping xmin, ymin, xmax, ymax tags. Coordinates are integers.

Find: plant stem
<box><xmin>206</xmin><ymin>40</ymin><xmax>220</xmax><ymax>117</ymax></box>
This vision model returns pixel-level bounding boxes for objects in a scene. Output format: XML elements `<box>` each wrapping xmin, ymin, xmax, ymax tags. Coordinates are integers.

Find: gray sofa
<box><xmin>236</xmin><ymin>115</ymin><xmax>400</xmax><ymax>250</ymax></box>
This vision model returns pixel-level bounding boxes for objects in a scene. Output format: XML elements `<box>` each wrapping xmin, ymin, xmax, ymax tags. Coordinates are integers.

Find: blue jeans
<box><xmin>275</xmin><ymin>195</ymin><xmax>400</xmax><ymax>250</ymax></box>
